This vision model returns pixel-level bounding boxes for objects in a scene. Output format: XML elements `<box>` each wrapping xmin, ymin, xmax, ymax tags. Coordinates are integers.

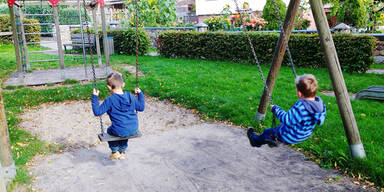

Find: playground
<box><xmin>0</xmin><ymin>0</ymin><xmax>384</xmax><ymax>191</ymax></box>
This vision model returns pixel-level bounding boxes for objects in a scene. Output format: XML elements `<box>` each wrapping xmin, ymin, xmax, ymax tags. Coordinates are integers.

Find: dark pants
<box><xmin>253</xmin><ymin>127</ymin><xmax>282</xmax><ymax>147</ymax></box>
<box><xmin>107</xmin><ymin>128</ymin><xmax>128</xmax><ymax>153</ymax></box>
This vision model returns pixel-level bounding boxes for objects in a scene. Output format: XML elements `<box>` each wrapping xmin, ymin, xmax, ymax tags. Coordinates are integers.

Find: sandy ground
<box><xmin>19</xmin><ymin>97</ymin><xmax>369</xmax><ymax>192</ymax></box>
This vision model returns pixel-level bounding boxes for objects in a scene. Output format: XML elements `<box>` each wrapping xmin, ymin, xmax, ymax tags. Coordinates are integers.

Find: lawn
<box><xmin>1</xmin><ymin>44</ymin><xmax>384</xmax><ymax>189</ymax></box>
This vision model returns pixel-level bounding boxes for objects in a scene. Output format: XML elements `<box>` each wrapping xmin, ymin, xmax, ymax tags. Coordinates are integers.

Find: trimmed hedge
<box><xmin>0</xmin><ymin>14</ymin><xmax>40</xmax><ymax>44</ymax></box>
<box><xmin>71</xmin><ymin>28</ymin><xmax>151</xmax><ymax>55</ymax></box>
<box><xmin>157</xmin><ymin>31</ymin><xmax>376</xmax><ymax>73</ymax></box>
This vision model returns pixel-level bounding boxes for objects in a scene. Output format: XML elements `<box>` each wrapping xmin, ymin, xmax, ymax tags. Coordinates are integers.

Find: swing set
<box><xmin>234</xmin><ymin>0</ymin><xmax>366</xmax><ymax>159</ymax></box>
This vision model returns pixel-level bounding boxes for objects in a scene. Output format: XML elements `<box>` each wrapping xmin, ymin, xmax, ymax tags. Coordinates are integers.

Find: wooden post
<box><xmin>0</xmin><ymin>162</ymin><xmax>7</xmax><ymax>192</ymax></box>
<box><xmin>53</xmin><ymin>6</ymin><xmax>65</xmax><ymax>79</ymax></box>
<box><xmin>100</xmin><ymin>6</ymin><xmax>111</xmax><ymax>74</ymax></box>
<box><xmin>92</xmin><ymin>7</ymin><xmax>103</xmax><ymax>67</ymax></box>
<box><xmin>77</xmin><ymin>0</ymin><xmax>88</xmax><ymax>77</ymax></box>
<box><xmin>255</xmin><ymin>0</ymin><xmax>301</xmax><ymax>120</ymax></box>
<box><xmin>309</xmin><ymin>0</ymin><xmax>366</xmax><ymax>158</ymax></box>
<box><xmin>0</xmin><ymin>88</ymin><xmax>16</xmax><ymax>184</ymax></box>
<box><xmin>18</xmin><ymin>9</ymin><xmax>30</xmax><ymax>71</ymax></box>
<box><xmin>9</xmin><ymin>6</ymin><xmax>22</xmax><ymax>73</ymax></box>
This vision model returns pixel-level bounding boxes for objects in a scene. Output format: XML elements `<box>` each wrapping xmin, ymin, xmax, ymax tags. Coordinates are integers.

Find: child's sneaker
<box><xmin>110</xmin><ymin>151</ymin><xmax>121</xmax><ymax>160</ymax></box>
<box><xmin>118</xmin><ymin>152</ymin><xmax>125</xmax><ymax>160</ymax></box>
<box><xmin>247</xmin><ymin>128</ymin><xmax>261</xmax><ymax>147</ymax></box>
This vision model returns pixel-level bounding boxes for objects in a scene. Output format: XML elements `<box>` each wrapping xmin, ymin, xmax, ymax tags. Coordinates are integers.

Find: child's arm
<box><xmin>134</xmin><ymin>87</ymin><xmax>145</xmax><ymax>112</ymax></box>
<box><xmin>271</xmin><ymin>102</ymin><xmax>302</xmax><ymax>127</ymax></box>
<box><xmin>91</xmin><ymin>89</ymin><xmax>111</xmax><ymax>116</ymax></box>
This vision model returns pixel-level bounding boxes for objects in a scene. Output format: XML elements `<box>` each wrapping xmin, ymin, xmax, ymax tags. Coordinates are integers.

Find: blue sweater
<box><xmin>272</xmin><ymin>96</ymin><xmax>326</xmax><ymax>144</ymax></box>
<box><xmin>92</xmin><ymin>92</ymin><xmax>145</xmax><ymax>136</ymax></box>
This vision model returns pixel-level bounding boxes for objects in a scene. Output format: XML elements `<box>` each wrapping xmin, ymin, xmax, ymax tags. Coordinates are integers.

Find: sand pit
<box><xmin>19</xmin><ymin>96</ymin><xmax>369</xmax><ymax>192</ymax></box>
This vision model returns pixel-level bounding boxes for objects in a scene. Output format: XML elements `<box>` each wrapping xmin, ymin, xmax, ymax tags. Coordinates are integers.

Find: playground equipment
<box><xmin>235</xmin><ymin>0</ymin><xmax>366</xmax><ymax>159</ymax></box>
<box><xmin>80</xmin><ymin>0</ymin><xmax>142</xmax><ymax>142</ymax></box>
<box><xmin>7</xmin><ymin>0</ymin><xmax>111</xmax><ymax>80</ymax></box>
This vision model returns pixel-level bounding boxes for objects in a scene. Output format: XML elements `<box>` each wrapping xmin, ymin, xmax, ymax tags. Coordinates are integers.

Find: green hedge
<box><xmin>157</xmin><ymin>31</ymin><xmax>376</xmax><ymax>73</ymax></box>
<box><xmin>0</xmin><ymin>14</ymin><xmax>40</xmax><ymax>44</ymax></box>
<box><xmin>71</xmin><ymin>28</ymin><xmax>151</xmax><ymax>55</ymax></box>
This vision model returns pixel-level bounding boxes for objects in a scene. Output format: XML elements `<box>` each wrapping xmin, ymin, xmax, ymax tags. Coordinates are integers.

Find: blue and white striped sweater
<box><xmin>272</xmin><ymin>96</ymin><xmax>326</xmax><ymax>144</ymax></box>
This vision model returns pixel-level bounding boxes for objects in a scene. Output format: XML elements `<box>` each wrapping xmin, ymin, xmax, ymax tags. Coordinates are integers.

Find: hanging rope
<box><xmin>232</xmin><ymin>0</ymin><xmax>277</xmax><ymax>128</ymax></box>
<box><xmin>272</xmin><ymin>0</ymin><xmax>297</xmax><ymax>78</ymax></box>
<box><xmin>82</xmin><ymin>0</ymin><xmax>105</xmax><ymax>134</ymax></box>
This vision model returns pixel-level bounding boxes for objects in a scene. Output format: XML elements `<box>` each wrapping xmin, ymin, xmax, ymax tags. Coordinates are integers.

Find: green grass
<box><xmin>1</xmin><ymin>44</ymin><xmax>384</xmax><ymax>189</ymax></box>
<box><xmin>371</xmin><ymin>64</ymin><xmax>384</xmax><ymax>69</ymax></box>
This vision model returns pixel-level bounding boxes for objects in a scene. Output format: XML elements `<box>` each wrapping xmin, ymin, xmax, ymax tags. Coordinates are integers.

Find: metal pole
<box><xmin>53</xmin><ymin>6</ymin><xmax>66</xmax><ymax>79</ymax></box>
<box><xmin>77</xmin><ymin>0</ymin><xmax>88</xmax><ymax>77</ymax></box>
<box><xmin>92</xmin><ymin>7</ymin><xmax>103</xmax><ymax>67</ymax></box>
<box><xmin>18</xmin><ymin>9</ymin><xmax>30</xmax><ymax>71</ymax></box>
<box><xmin>9</xmin><ymin>6</ymin><xmax>22</xmax><ymax>74</ymax></box>
<box><xmin>100</xmin><ymin>5</ymin><xmax>110</xmax><ymax>74</ymax></box>
<box><xmin>0</xmin><ymin>88</ymin><xmax>16</xmax><ymax>185</ymax></box>
<box><xmin>255</xmin><ymin>0</ymin><xmax>301</xmax><ymax>121</ymax></box>
<box><xmin>309</xmin><ymin>0</ymin><xmax>366</xmax><ymax>159</ymax></box>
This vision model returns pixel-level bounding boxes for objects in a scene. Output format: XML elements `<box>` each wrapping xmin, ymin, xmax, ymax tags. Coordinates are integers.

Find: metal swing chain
<box><xmin>233</xmin><ymin>0</ymin><xmax>277</xmax><ymax>127</ymax></box>
<box><xmin>135</xmin><ymin>0</ymin><xmax>139</xmax><ymax>88</ymax></box>
<box><xmin>82</xmin><ymin>0</ymin><xmax>105</xmax><ymax>134</ymax></box>
<box><xmin>272</xmin><ymin>0</ymin><xmax>297</xmax><ymax>78</ymax></box>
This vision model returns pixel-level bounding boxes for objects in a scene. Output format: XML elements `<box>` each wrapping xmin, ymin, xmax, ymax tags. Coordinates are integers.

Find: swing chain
<box><xmin>272</xmin><ymin>0</ymin><xmax>297</xmax><ymax>78</ymax></box>
<box><xmin>82</xmin><ymin>0</ymin><xmax>105</xmax><ymax>134</ymax></box>
<box><xmin>135</xmin><ymin>0</ymin><xmax>139</xmax><ymax>88</ymax></box>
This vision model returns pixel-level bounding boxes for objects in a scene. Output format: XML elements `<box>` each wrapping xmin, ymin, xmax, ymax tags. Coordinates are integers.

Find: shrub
<box><xmin>72</xmin><ymin>28</ymin><xmax>151</xmax><ymax>55</ymax></box>
<box><xmin>262</xmin><ymin>0</ymin><xmax>287</xmax><ymax>30</ymax></box>
<box><xmin>0</xmin><ymin>14</ymin><xmax>40</xmax><ymax>44</ymax></box>
<box><xmin>157</xmin><ymin>31</ymin><xmax>376</xmax><ymax>73</ymax></box>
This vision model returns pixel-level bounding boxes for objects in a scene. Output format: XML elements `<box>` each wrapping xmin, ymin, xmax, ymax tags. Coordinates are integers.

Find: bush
<box><xmin>72</xmin><ymin>28</ymin><xmax>151</xmax><ymax>55</ymax></box>
<box><xmin>262</xmin><ymin>0</ymin><xmax>287</xmax><ymax>30</ymax></box>
<box><xmin>157</xmin><ymin>31</ymin><xmax>376</xmax><ymax>73</ymax></box>
<box><xmin>0</xmin><ymin>14</ymin><xmax>40</xmax><ymax>44</ymax></box>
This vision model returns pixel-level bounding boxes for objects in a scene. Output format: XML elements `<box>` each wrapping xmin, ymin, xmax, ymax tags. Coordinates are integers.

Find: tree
<box><xmin>323</xmin><ymin>0</ymin><xmax>380</xmax><ymax>28</ymax></box>
<box><xmin>366</xmin><ymin>0</ymin><xmax>384</xmax><ymax>31</ymax></box>
<box><xmin>261</xmin><ymin>0</ymin><xmax>287</xmax><ymax>30</ymax></box>
<box><xmin>123</xmin><ymin>0</ymin><xmax>177</xmax><ymax>27</ymax></box>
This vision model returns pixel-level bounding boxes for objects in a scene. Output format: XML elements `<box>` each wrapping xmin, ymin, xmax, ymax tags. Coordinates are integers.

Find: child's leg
<box><xmin>247</xmin><ymin>127</ymin><xmax>279</xmax><ymax>147</ymax></box>
<box><xmin>118</xmin><ymin>139</ymin><xmax>128</xmax><ymax>154</ymax></box>
<box><xmin>108</xmin><ymin>141</ymin><xmax>119</xmax><ymax>153</ymax></box>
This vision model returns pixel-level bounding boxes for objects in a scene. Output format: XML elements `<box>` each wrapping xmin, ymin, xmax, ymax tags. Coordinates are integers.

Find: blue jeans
<box><xmin>253</xmin><ymin>127</ymin><xmax>281</xmax><ymax>146</ymax></box>
<box><xmin>107</xmin><ymin>128</ymin><xmax>128</xmax><ymax>153</ymax></box>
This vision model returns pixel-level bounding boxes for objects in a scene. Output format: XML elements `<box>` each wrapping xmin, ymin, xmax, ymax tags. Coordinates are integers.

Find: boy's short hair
<box><xmin>295</xmin><ymin>74</ymin><xmax>318</xmax><ymax>97</ymax></box>
<box><xmin>107</xmin><ymin>72</ymin><xmax>124</xmax><ymax>89</ymax></box>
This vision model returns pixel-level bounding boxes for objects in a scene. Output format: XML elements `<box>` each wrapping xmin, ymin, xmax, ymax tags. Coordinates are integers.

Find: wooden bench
<box><xmin>63</xmin><ymin>34</ymin><xmax>96</xmax><ymax>51</ymax></box>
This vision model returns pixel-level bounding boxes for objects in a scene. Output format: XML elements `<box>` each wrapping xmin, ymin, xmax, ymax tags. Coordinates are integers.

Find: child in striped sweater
<box><xmin>247</xmin><ymin>74</ymin><xmax>326</xmax><ymax>147</ymax></box>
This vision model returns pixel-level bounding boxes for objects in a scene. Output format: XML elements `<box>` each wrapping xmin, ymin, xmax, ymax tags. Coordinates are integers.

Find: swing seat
<box><xmin>98</xmin><ymin>130</ymin><xmax>142</xmax><ymax>142</ymax></box>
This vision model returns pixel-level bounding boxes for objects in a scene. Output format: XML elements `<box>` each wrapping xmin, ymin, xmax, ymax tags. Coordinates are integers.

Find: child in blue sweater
<box><xmin>247</xmin><ymin>74</ymin><xmax>326</xmax><ymax>147</ymax></box>
<box><xmin>92</xmin><ymin>72</ymin><xmax>145</xmax><ymax>159</ymax></box>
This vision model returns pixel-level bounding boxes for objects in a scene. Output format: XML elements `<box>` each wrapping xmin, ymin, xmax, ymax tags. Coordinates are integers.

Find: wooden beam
<box><xmin>9</xmin><ymin>6</ymin><xmax>22</xmax><ymax>73</ymax></box>
<box><xmin>18</xmin><ymin>10</ymin><xmax>31</xmax><ymax>71</ymax></box>
<box><xmin>53</xmin><ymin>6</ymin><xmax>65</xmax><ymax>78</ymax></box>
<box><xmin>100</xmin><ymin>6</ymin><xmax>110</xmax><ymax>74</ymax></box>
<box><xmin>309</xmin><ymin>0</ymin><xmax>366</xmax><ymax>159</ymax></box>
<box><xmin>255</xmin><ymin>0</ymin><xmax>301</xmax><ymax>120</ymax></box>
<box><xmin>92</xmin><ymin>7</ymin><xmax>103</xmax><ymax>67</ymax></box>
<box><xmin>0</xmin><ymin>88</ymin><xmax>15</xmax><ymax>184</ymax></box>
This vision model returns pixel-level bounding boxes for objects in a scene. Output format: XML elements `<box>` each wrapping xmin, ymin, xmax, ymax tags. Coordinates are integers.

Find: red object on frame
<box><xmin>48</xmin><ymin>0</ymin><xmax>62</xmax><ymax>7</ymax></box>
<box><xmin>7</xmin><ymin>0</ymin><xmax>17</xmax><ymax>7</ymax></box>
<box><xmin>95</xmin><ymin>0</ymin><xmax>105</xmax><ymax>7</ymax></box>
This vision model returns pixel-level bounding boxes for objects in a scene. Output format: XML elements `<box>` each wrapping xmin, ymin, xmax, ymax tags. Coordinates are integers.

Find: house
<box><xmin>193</xmin><ymin>0</ymin><xmax>317</xmax><ymax>30</ymax></box>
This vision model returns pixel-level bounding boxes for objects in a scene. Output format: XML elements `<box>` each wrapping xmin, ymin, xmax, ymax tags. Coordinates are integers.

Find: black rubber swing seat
<box><xmin>98</xmin><ymin>130</ymin><xmax>142</xmax><ymax>142</ymax></box>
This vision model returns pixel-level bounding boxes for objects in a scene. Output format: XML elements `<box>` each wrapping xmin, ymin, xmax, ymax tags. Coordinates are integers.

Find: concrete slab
<box><xmin>4</xmin><ymin>66</ymin><xmax>110</xmax><ymax>86</ymax></box>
